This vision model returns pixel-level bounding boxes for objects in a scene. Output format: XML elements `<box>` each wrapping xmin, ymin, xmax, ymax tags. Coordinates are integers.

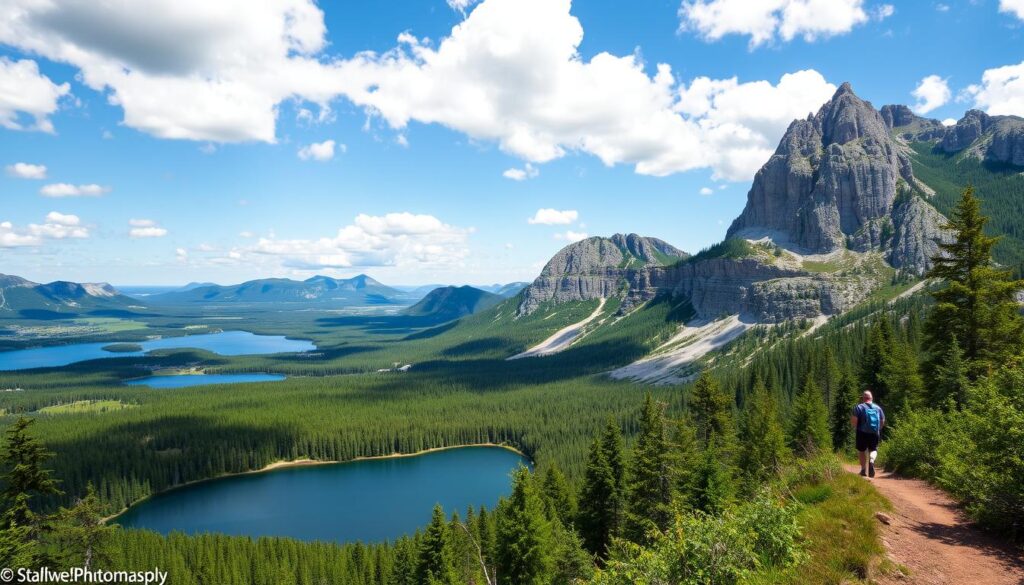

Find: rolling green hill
<box><xmin>403</xmin><ymin>285</ymin><xmax>502</xmax><ymax>321</ymax></box>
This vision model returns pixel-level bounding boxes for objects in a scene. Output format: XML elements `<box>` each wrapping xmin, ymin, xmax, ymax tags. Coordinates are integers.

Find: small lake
<box><xmin>125</xmin><ymin>373</ymin><xmax>286</xmax><ymax>389</ymax></box>
<box><xmin>114</xmin><ymin>446</ymin><xmax>528</xmax><ymax>543</ymax></box>
<box><xmin>0</xmin><ymin>331</ymin><xmax>315</xmax><ymax>371</ymax></box>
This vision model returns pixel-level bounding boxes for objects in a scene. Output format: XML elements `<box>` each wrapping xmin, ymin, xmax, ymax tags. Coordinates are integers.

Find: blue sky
<box><xmin>1</xmin><ymin>0</ymin><xmax>1022</xmax><ymax>286</ymax></box>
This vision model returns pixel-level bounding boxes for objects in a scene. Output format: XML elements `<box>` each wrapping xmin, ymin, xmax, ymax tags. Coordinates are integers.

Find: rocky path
<box><xmin>845</xmin><ymin>465</ymin><xmax>1024</xmax><ymax>584</ymax></box>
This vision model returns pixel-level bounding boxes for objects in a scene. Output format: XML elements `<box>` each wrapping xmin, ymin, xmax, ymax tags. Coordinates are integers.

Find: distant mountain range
<box><xmin>404</xmin><ymin>285</ymin><xmax>503</xmax><ymax>320</ymax></box>
<box><xmin>0</xmin><ymin>274</ymin><xmax>140</xmax><ymax>319</ymax></box>
<box><xmin>144</xmin><ymin>274</ymin><xmax>416</xmax><ymax>306</ymax></box>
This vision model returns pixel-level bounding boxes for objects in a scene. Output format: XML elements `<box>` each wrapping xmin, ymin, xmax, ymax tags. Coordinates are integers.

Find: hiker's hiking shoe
<box><xmin>868</xmin><ymin>463</ymin><xmax>876</xmax><ymax>478</ymax></box>
<box><xmin>860</xmin><ymin>468</ymin><xmax>867</xmax><ymax>477</ymax></box>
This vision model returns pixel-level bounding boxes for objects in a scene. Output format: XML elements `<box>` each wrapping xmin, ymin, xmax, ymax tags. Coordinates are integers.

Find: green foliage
<box><xmin>593</xmin><ymin>494</ymin><xmax>802</xmax><ymax>585</ymax></box>
<box><xmin>578</xmin><ymin>440</ymin><xmax>618</xmax><ymax>558</ymax></box>
<box><xmin>541</xmin><ymin>465</ymin><xmax>577</xmax><ymax>528</ymax></box>
<box><xmin>788</xmin><ymin>375</ymin><xmax>832</xmax><ymax>456</ymax></box>
<box><xmin>680</xmin><ymin>239</ymin><xmax>756</xmax><ymax>265</ymax></box>
<box><xmin>48</xmin><ymin>483</ymin><xmax>113</xmax><ymax>570</ymax></box>
<box><xmin>829</xmin><ymin>370</ymin><xmax>858</xmax><ymax>452</ymax></box>
<box><xmin>417</xmin><ymin>505</ymin><xmax>458</xmax><ymax>585</ymax></box>
<box><xmin>738</xmin><ymin>378</ymin><xmax>789</xmax><ymax>484</ymax></box>
<box><xmin>496</xmin><ymin>467</ymin><xmax>554</xmax><ymax>585</ymax></box>
<box><xmin>689</xmin><ymin>371</ymin><xmax>736</xmax><ymax>448</ymax></box>
<box><xmin>622</xmin><ymin>395</ymin><xmax>672</xmax><ymax>545</ymax></box>
<box><xmin>925</xmin><ymin>186</ymin><xmax>1024</xmax><ymax>379</ymax></box>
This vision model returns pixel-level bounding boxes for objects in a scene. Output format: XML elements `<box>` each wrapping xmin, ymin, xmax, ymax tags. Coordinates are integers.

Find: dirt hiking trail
<box><xmin>845</xmin><ymin>464</ymin><xmax>1024</xmax><ymax>584</ymax></box>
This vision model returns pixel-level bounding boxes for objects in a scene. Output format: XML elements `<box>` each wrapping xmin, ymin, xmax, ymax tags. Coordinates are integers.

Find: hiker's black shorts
<box><xmin>856</xmin><ymin>430</ymin><xmax>880</xmax><ymax>452</ymax></box>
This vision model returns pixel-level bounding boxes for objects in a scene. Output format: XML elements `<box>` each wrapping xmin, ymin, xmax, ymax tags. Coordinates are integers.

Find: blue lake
<box><xmin>114</xmin><ymin>446</ymin><xmax>528</xmax><ymax>543</ymax></box>
<box><xmin>0</xmin><ymin>331</ymin><xmax>315</xmax><ymax>371</ymax></box>
<box><xmin>125</xmin><ymin>373</ymin><xmax>287</xmax><ymax>389</ymax></box>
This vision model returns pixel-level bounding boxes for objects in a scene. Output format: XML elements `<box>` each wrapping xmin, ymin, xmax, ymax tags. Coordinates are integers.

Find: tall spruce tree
<box><xmin>668</xmin><ymin>415</ymin><xmax>701</xmax><ymax>508</ymax></box>
<box><xmin>931</xmin><ymin>336</ymin><xmax>970</xmax><ymax>408</ymax></box>
<box><xmin>881</xmin><ymin>336</ymin><xmax>925</xmax><ymax>413</ymax></box>
<box><xmin>541</xmin><ymin>465</ymin><xmax>577</xmax><ymax>527</ymax></box>
<box><xmin>789</xmin><ymin>374</ymin><xmax>833</xmax><ymax>456</ymax></box>
<box><xmin>599</xmin><ymin>417</ymin><xmax>626</xmax><ymax>512</ymax></box>
<box><xmin>738</xmin><ymin>377</ymin><xmax>789</xmax><ymax>483</ymax></box>
<box><xmin>861</xmin><ymin>319</ymin><xmax>895</xmax><ymax>401</ymax></box>
<box><xmin>691</xmin><ymin>436</ymin><xmax>736</xmax><ymax>514</ymax></box>
<box><xmin>830</xmin><ymin>370</ymin><xmax>859</xmax><ymax>451</ymax></box>
<box><xmin>577</xmin><ymin>439</ymin><xmax>617</xmax><ymax>558</ymax></box>
<box><xmin>417</xmin><ymin>505</ymin><xmax>458</xmax><ymax>585</ymax></box>
<box><xmin>622</xmin><ymin>395</ymin><xmax>672</xmax><ymax>545</ymax></box>
<box><xmin>496</xmin><ymin>467</ymin><xmax>554</xmax><ymax>585</ymax></box>
<box><xmin>0</xmin><ymin>417</ymin><xmax>61</xmax><ymax>568</ymax></box>
<box><xmin>50</xmin><ymin>483</ymin><xmax>112</xmax><ymax>571</ymax></box>
<box><xmin>925</xmin><ymin>186</ymin><xmax>1024</xmax><ymax>379</ymax></box>
<box><xmin>689</xmin><ymin>371</ymin><xmax>736</xmax><ymax>449</ymax></box>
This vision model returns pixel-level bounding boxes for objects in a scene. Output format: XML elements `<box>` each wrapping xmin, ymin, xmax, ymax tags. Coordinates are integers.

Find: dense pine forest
<box><xmin>2</xmin><ymin>187</ymin><xmax>1023</xmax><ymax>583</ymax></box>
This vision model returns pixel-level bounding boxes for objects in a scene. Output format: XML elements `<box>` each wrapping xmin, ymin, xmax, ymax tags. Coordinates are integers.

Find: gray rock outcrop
<box><xmin>726</xmin><ymin>83</ymin><xmax>945</xmax><ymax>274</ymax></box>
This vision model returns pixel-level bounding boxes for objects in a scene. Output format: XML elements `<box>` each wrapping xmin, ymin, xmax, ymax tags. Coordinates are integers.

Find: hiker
<box><xmin>850</xmin><ymin>390</ymin><xmax>885</xmax><ymax>477</ymax></box>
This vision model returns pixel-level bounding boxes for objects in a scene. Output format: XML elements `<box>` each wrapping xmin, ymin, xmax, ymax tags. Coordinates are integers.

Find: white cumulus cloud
<box><xmin>699</xmin><ymin>187</ymin><xmax>714</xmax><ymax>195</ymax></box>
<box><xmin>0</xmin><ymin>57</ymin><xmax>69</xmax><ymax>133</ymax></box>
<box><xmin>40</xmin><ymin>183</ymin><xmax>110</xmax><ymax>197</ymax></box>
<box><xmin>250</xmin><ymin>212</ymin><xmax>470</xmax><ymax>270</ymax></box>
<box><xmin>331</xmin><ymin>0</ymin><xmax>837</xmax><ymax>181</ymax></box>
<box><xmin>0</xmin><ymin>212</ymin><xmax>88</xmax><ymax>246</ymax></box>
<box><xmin>679</xmin><ymin>0</ymin><xmax>877</xmax><ymax>48</ymax></box>
<box><xmin>0</xmin><ymin>0</ymin><xmax>841</xmax><ymax>181</ymax></box>
<box><xmin>503</xmin><ymin>163</ymin><xmax>539</xmax><ymax>181</ymax></box>
<box><xmin>528</xmin><ymin>209</ymin><xmax>579</xmax><ymax>225</ymax></box>
<box><xmin>911</xmin><ymin>75</ymin><xmax>951</xmax><ymax>114</ymax></box>
<box><xmin>965</xmin><ymin>61</ymin><xmax>1024</xmax><ymax>117</ymax></box>
<box><xmin>129</xmin><ymin>219</ymin><xmax>168</xmax><ymax>238</ymax></box>
<box><xmin>5</xmin><ymin>162</ymin><xmax>47</xmax><ymax>179</ymax></box>
<box><xmin>0</xmin><ymin>0</ymin><xmax>342</xmax><ymax>143</ymax></box>
<box><xmin>298</xmin><ymin>139</ymin><xmax>341</xmax><ymax>161</ymax></box>
<box><xmin>1000</xmin><ymin>0</ymin><xmax>1024</xmax><ymax>20</ymax></box>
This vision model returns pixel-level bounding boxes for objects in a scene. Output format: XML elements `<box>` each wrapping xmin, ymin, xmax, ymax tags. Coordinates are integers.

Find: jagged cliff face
<box><xmin>518</xmin><ymin>84</ymin><xmax>961</xmax><ymax>324</ymax></box>
<box><xmin>517</xmin><ymin>234</ymin><xmax>686</xmax><ymax>314</ymax></box>
<box><xmin>882</xmin><ymin>106</ymin><xmax>1024</xmax><ymax>167</ymax></box>
<box><xmin>726</xmin><ymin>83</ymin><xmax>946</xmax><ymax>274</ymax></box>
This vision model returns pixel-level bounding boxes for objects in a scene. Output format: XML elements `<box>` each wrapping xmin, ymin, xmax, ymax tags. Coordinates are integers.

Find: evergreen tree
<box><xmin>0</xmin><ymin>417</ymin><xmax>61</xmax><ymax>568</ymax></box>
<box><xmin>860</xmin><ymin>319</ymin><xmax>895</xmax><ymax>401</ymax></box>
<box><xmin>818</xmin><ymin>347</ymin><xmax>843</xmax><ymax>411</ymax></box>
<box><xmin>496</xmin><ymin>467</ymin><xmax>553</xmax><ymax>585</ymax></box>
<box><xmin>690</xmin><ymin>437</ymin><xmax>736</xmax><ymax>514</ymax></box>
<box><xmin>577</xmin><ymin>439</ymin><xmax>616</xmax><ymax>557</ymax></box>
<box><xmin>417</xmin><ymin>505</ymin><xmax>458</xmax><ymax>585</ymax></box>
<box><xmin>789</xmin><ymin>374</ymin><xmax>832</xmax><ymax>456</ymax></box>
<box><xmin>931</xmin><ymin>336</ymin><xmax>970</xmax><ymax>408</ymax></box>
<box><xmin>926</xmin><ymin>186</ymin><xmax>1024</xmax><ymax>378</ymax></box>
<box><xmin>881</xmin><ymin>336</ymin><xmax>925</xmax><ymax>412</ymax></box>
<box><xmin>689</xmin><ymin>371</ymin><xmax>736</xmax><ymax>448</ymax></box>
<box><xmin>738</xmin><ymin>377</ymin><xmax>789</xmax><ymax>483</ymax></box>
<box><xmin>541</xmin><ymin>465</ymin><xmax>577</xmax><ymax>527</ymax></box>
<box><xmin>599</xmin><ymin>417</ymin><xmax>625</xmax><ymax>517</ymax></box>
<box><xmin>668</xmin><ymin>415</ymin><xmax>701</xmax><ymax>508</ymax></box>
<box><xmin>830</xmin><ymin>370</ymin><xmax>859</xmax><ymax>451</ymax></box>
<box><xmin>50</xmin><ymin>483</ymin><xmax>112</xmax><ymax>571</ymax></box>
<box><xmin>622</xmin><ymin>395</ymin><xmax>672</xmax><ymax>545</ymax></box>
<box><xmin>549</xmin><ymin>524</ymin><xmax>593</xmax><ymax>585</ymax></box>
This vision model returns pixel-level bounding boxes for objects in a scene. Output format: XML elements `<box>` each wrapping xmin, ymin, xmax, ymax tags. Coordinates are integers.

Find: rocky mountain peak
<box><xmin>726</xmin><ymin>82</ymin><xmax>945</xmax><ymax>274</ymax></box>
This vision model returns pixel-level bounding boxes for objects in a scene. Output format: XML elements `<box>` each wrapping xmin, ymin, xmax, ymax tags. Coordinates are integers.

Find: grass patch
<box><xmin>749</xmin><ymin>459</ymin><xmax>890</xmax><ymax>585</ymax></box>
<box><xmin>37</xmin><ymin>400</ymin><xmax>136</xmax><ymax>415</ymax></box>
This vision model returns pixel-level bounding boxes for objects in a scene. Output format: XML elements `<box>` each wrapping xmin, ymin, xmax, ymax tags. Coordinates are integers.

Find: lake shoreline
<box><xmin>103</xmin><ymin>442</ymin><xmax>528</xmax><ymax>524</ymax></box>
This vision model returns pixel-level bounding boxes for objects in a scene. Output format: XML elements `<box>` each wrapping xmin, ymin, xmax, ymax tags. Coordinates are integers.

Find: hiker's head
<box><xmin>862</xmin><ymin>390</ymin><xmax>873</xmax><ymax>403</ymax></box>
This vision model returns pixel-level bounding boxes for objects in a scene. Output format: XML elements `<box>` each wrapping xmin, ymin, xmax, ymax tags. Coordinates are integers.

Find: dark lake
<box><xmin>113</xmin><ymin>446</ymin><xmax>528</xmax><ymax>543</ymax></box>
<box><xmin>0</xmin><ymin>331</ymin><xmax>314</xmax><ymax>370</ymax></box>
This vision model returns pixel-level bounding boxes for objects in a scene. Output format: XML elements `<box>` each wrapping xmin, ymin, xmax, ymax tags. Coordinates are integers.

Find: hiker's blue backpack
<box><xmin>863</xmin><ymin>404</ymin><xmax>881</xmax><ymax>433</ymax></box>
